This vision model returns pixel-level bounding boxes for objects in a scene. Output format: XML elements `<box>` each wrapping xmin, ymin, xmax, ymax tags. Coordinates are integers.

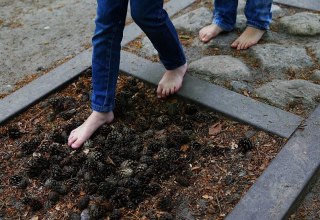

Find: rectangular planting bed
<box><xmin>0</xmin><ymin>69</ymin><xmax>285</xmax><ymax>220</ymax></box>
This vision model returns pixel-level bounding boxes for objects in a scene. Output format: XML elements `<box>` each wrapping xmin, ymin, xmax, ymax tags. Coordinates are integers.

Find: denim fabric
<box><xmin>213</xmin><ymin>0</ymin><xmax>272</xmax><ymax>31</ymax></box>
<box><xmin>91</xmin><ymin>0</ymin><xmax>186</xmax><ymax>112</ymax></box>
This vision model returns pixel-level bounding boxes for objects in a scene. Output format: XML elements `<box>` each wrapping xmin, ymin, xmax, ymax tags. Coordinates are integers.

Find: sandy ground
<box><xmin>0</xmin><ymin>0</ymin><xmax>97</xmax><ymax>95</ymax></box>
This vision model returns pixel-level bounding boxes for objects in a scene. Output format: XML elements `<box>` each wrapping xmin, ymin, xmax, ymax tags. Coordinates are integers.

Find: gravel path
<box><xmin>0</xmin><ymin>0</ymin><xmax>97</xmax><ymax>95</ymax></box>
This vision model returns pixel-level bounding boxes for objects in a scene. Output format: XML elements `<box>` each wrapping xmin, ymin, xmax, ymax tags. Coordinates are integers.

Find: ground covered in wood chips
<box><xmin>0</xmin><ymin>69</ymin><xmax>285</xmax><ymax>220</ymax></box>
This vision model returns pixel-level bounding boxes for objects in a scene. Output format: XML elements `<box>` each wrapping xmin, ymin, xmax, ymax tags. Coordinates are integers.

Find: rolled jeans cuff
<box><xmin>91</xmin><ymin>103</ymin><xmax>114</xmax><ymax>113</ymax></box>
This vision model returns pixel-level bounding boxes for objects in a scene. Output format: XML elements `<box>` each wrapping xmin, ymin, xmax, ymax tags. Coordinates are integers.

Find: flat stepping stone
<box><xmin>274</xmin><ymin>0</ymin><xmax>320</xmax><ymax>11</ymax></box>
<box><xmin>173</xmin><ymin>7</ymin><xmax>211</xmax><ymax>33</ymax></box>
<box><xmin>251</xmin><ymin>44</ymin><xmax>313</xmax><ymax>77</ymax></box>
<box><xmin>280</xmin><ymin>12</ymin><xmax>320</xmax><ymax>36</ymax></box>
<box><xmin>255</xmin><ymin>79</ymin><xmax>320</xmax><ymax>108</ymax></box>
<box><xmin>188</xmin><ymin>55</ymin><xmax>252</xmax><ymax>84</ymax></box>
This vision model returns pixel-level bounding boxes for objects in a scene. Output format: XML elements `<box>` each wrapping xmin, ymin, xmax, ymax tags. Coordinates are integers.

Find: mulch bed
<box><xmin>0</xmin><ymin>69</ymin><xmax>285</xmax><ymax>219</ymax></box>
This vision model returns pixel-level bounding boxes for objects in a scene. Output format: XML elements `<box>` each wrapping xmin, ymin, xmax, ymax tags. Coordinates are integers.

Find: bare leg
<box><xmin>231</xmin><ymin>26</ymin><xmax>265</xmax><ymax>50</ymax></box>
<box><xmin>156</xmin><ymin>63</ymin><xmax>188</xmax><ymax>98</ymax></box>
<box><xmin>199</xmin><ymin>24</ymin><xmax>224</xmax><ymax>43</ymax></box>
<box><xmin>68</xmin><ymin>111</ymin><xmax>114</xmax><ymax>149</ymax></box>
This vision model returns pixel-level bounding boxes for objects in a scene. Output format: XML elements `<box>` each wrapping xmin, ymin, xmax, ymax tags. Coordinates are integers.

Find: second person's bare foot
<box><xmin>199</xmin><ymin>24</ymin><xmax>223</xmax><ymax>43</ymax></box>
<box><xmin>157</xmin><ymin>63</ymin><xmax>188</xmax><ymax>99</ymax></box>
<box><xmin>68</xmin><ymin>111</ymin><xmax>114</xmax><ymax>149</ymax></box>
<box><xmin>231</xmin><ymin>26</ymin><xmax>265</xmax><ymax>50</ymax></box>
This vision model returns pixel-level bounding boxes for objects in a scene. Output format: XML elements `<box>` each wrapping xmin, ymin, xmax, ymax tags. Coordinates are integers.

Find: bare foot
<box><xmin>231</xmin><ymin>26</ymin><xmax>265</xmax><ymax>50</ymax></box>
<box><xmin>68</xmin><ymin>111</ymin><xmax>114</xmax><ymax>149</ymax></box>
<box><xmin>156</xmin><ymin>63</ymin><xmax>187</xmax><ymax>99</ymax></box>
<box><xmin>199</xmin><ymin>24</ymin><xmax>223</xmax><ymax>43</ymax></box>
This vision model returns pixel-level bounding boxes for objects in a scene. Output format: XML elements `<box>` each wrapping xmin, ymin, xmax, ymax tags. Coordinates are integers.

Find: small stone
<box><xmin>230</xmin><ymin>81</ymin><xmax>253</xmax><ymax>93</ymax></box>
<box><xmin>271</xmin><ymin>4</ymin><xmax>284</xmax><ymax>19</ymax></box>
<box><xmin>80</xmin><ymin>209</ymin><xmax>90</xmax><ymax>220</ymax></box>
<box><xmin>239</xmin><ymin>170</ymin><xmax>247</xmax><ymax>177</ymax></box>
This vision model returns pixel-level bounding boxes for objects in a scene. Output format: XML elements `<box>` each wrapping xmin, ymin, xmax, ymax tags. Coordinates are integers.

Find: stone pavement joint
<box><xmin>226</xmin><ymin>105</ymin><xmax>320</xmax><ymax>220</ymax></box>
<box><xmin>119</xmin><ymin>50</ymin><xmax>303</xmax><ymax>139</ymax></box>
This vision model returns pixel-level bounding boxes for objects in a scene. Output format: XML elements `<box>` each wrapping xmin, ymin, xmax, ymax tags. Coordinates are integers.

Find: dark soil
<box><xmin>0</xmin><ymin>69</ymin><xmax>285</xmax><ymax>219</ymax></box>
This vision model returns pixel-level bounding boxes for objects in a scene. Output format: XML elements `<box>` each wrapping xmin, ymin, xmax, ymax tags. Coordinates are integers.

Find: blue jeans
<box><xmin>91</xmin><ymin>0</ymin><xmax>186</xmax><ymax>112</ymax></box>
<box><xmin>213</xmin><ymin>0</ymin><xmax>272</xmax><ymax>31</ymax></box>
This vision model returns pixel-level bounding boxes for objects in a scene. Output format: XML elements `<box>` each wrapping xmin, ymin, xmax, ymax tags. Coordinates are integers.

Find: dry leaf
<box><xmin>209</xmin><ymin>122</ymin><xmax>222</xmax><ymax>136</ymax></box>
<box><xmin>202</xmin><ymin>195</ymin><xmax>213</xmax><ymax>200</ymax></box>
<box><xmin>180</xmin><ymin>145</ymin><xmax>189</xmax><ymax>152</ymax></box>
<box><xmin>31</xmin><ymin>216</ymin><xmax>39</xmax><ymax>220</ymax></box>
<box><xmin>243</xmin><ymin>90</ymin><xmax>250</xmax><ymax>97</ymax></box>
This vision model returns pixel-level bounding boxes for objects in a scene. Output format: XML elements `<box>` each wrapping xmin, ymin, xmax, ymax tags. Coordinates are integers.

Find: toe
<box><xmin>170</xmin><ymin>87</ymin><xmax>175</xmax><ymax>95</ymax></box>
<box><xmin>165</xmin><ymin>88</ymin><xmax>170</xmax><ymax>97</ymax></box>
<box><xmin>157</xmin><ymin>84</ymin><xmax>163</xmax><ymax>98</ymax></box>
<box><xmin>68</xmin><ymin>135</ymin><xmax>78</xmax><ymax>146</ymax></box>
<box><xmin>161</xmin><ymin>88</ymin><xmax>167</xmax><ymax>98</ymax></box>
<box><xmin>71</xmin><ymin>138</ymin><xmax>85</xmax><ymax>149</ymax></box>
<box><xmin>231</xmin><ymin>40</ymin><xmax>239</xmax><ymax>48</ymax></box>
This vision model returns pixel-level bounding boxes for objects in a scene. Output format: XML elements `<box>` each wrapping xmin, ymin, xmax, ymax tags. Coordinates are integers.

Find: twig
<box><xmin>28</xmin><ymin>107</ymin><xmax>50</xmax><ymax>123</ymax></box>
<box><xmin>215</xmin><ymin>194</ymin><xmax>222</xmax><ymax>214</ymax></box>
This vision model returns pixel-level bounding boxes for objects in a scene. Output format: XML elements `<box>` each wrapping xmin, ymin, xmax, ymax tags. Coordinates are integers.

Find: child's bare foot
<box><xmin>231</xmin><ymin>26</ymin><xmax>265</xmax><ymax>50</ymax></box>
<box><xmin>199</xmin><ymin>24</ymin><xmax>223</xmax><ymax>43</ymax></box>
<box><xmin>157</xmin><ymin>63</ymin><xmax>187</xmax><ymax>98</ymax></box>
<box><xmin>68</xmin><ymin>111</ymin><xmax>114</xmax><ymax>149</ymax></box>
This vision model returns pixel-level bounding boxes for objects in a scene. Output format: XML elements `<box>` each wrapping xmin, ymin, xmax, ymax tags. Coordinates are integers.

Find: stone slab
<box><xmin>119</xmin><ymin>51</ymin><xmax>303</xmax><ymax>139</ymax></box>
<box><xmin>226</xmin><ymin>105</ymin><xmax>320</xmax><ymax>220</ymax></box>
<box><xmin>273</xmin><ymin>0</ymin><xmax>320</xmax><ymax>11</ymax></box>
<box><xmin>0</xmin><ymin>49</ymin><xmax>92</xmax><ymax>124</ymax></box>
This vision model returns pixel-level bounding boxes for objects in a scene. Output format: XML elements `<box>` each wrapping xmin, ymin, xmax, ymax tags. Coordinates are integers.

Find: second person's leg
<box><xmin>130</xmin><ymin>0</ymin><xmax>187</xmax><ymax>98</ymax></box>
<box><xmin>231</xmin><ymin>0</ymin><xmax>272</xmax><ymax>50</ymax></box>
<box><xmin>199</xmin><ymin>0</ymin><xmax>238</xmax><ymax>43</ymax></box>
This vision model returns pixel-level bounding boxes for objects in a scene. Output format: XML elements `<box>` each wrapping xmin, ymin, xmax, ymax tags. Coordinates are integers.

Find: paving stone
<box><xmin>255</xmin><ymin>79</ymin><xmax>320</xmax><ymax>108</ymax></box>
<box><xmin>230</xmin><ymin>81</ymin><xmax>254</xmax><ymax>93</ymax></box>
<box><xmin>251</xmin><ymin>44</ymin><xmax>313</xmax><ymax>78</ymax></box>
<box><xmin>188</xmin><ymin>56</ymin><xmax>252</xmax><ymax>84</ymax></box>
<box><xmin>310</xmin><ymin>42</ymin><xmax>320</xmax><ymax>61</ymax></box>
<box><xmin>310</xmin><ymin>70</ymin><xmax>320</xmax><ymax>81</ymax></box>
<box><xmin>140</xmin><ymin>37</ymin><xmax>158</xmax><ymax>57</ymax></box>
<box><xmin>227</xmin><ymin>105</ymin><xmax>320</xmax><ymax>220</ymax></box>
<box><xmin>280</xmin><ymin>12</ymin><xmax>320</xmax><ymax>36</ymax></box>
<box><xmin>173</xmin><ymin>7</ymin><xmax>212</xmax><ymax>33</ymax></box>
<box><xmin>274</xmin><ymin>0</ymin><xmax>320</xmax><ymax>11</ymax></box>
<box><xmin>236</xmin><ymin>15</ymin><xmax>247</xmax><ymax>31</ymax></box>
<box><xmin>271</xmin><ymin>4</ymin><xmax>285</xmax><ymax>19</ymax></box>
<box><xmin>120</xmin><ymin>50</ymin><xmax>303</xmax><ymax>138</ymax></box>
